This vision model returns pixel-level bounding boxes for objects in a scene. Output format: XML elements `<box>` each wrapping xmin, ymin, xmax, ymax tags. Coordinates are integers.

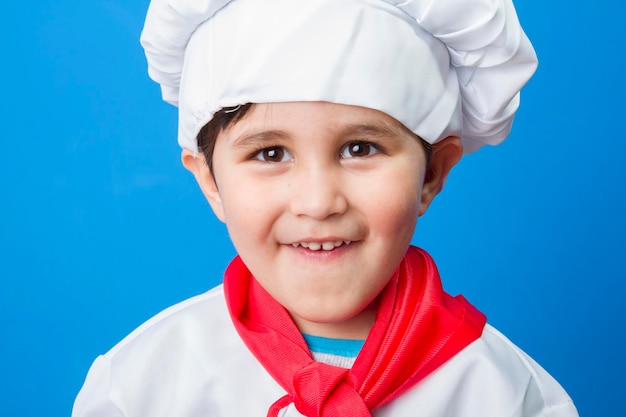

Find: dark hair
<box><xmin>197</xmin><ymin>103</ymin><xmax>254</xmax><ymax>176</ymax></box>
<box><xmin>196</xmin><ymin>103</ymin><xmax>432</xmax><ymax>176</ymax></box>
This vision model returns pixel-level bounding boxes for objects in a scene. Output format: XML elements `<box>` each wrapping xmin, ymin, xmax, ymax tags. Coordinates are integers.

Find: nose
<box><xmin>289</xmin><ymin>164</ymin><xmax>348</xmax><ymax>220</ymax></box>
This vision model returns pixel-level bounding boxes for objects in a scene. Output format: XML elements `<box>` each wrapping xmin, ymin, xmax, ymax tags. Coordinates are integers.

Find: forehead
<box><xmin>221</xmin><ymin>102</ymin><xmax>412</xmax><ymax>142</ymax></box>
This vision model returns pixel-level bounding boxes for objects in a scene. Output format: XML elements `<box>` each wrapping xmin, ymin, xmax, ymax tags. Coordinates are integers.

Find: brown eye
<box><xmin>255</xmin><ymin>146</ymin><xmax>292</xmax><ymax>162</ymax></box>
<box><xmin>341</xmin><ymin>142</ymin><xmax>378</xmax><ymax>158</ymax></box>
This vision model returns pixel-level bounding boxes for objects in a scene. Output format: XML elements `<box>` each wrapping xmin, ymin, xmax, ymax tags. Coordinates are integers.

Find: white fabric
<box><xmin>140</xmin><ymin>0</ymin><xmax>537</xmax><ymax>153</ymax></box>
<box><xmin>73</xmin><ymin>285</ymin><xmax>578</xmax><ymax>417</ymax></box>
<box><xmin>310</xmin><ymin>352</ymin><xmax>357</xmax><ymax>369</ymax></box>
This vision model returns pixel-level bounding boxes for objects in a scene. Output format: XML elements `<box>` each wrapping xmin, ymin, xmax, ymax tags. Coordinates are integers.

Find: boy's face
<box><xmin>186</xmin><ymin>102</ymin><xmax>457</xmax><ymax>339</ymax></box>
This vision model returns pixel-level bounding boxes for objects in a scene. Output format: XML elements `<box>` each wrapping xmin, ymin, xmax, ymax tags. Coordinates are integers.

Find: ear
<box><xmin>181</xmin><ymin>149</ymin><xmax>226</xmax><ymax>222</ymax></box>
<box><xmin>419</xmin><ymin>136</ymin><xmax>463</xmax><ymax>216</ymax></box>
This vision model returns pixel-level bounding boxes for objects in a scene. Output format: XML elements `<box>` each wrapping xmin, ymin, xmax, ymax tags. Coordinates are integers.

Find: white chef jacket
<box><xmin>72</xmin><ymin>285</ymin><xmax>578</xmax><ymax>417</ymax></box>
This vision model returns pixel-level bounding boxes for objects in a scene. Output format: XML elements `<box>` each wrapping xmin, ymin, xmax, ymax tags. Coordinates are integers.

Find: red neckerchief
<box><xmin>224</xmin><ymin>246</ymin><xmax>486</xmax><ymax>417</ymax></box>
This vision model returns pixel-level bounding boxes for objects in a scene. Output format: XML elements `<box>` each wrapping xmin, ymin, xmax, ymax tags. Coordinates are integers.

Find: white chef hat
<box><xmin>140</xmin><ymin>0</ymin><xmax>537</xmax><ymax>153</ymax></box>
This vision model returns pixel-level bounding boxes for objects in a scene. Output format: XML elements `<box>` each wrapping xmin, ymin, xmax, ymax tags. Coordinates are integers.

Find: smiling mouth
<box><xmin>291</xmin><ymin>241</ymin><xmax>352</xmax><ymax>251</ymax></box>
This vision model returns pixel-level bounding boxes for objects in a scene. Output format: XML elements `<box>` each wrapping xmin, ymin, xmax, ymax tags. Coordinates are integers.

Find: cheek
<box><xmin>217</xmin><ymin>177</ymin><xmax>278</xmax><ymax>249</ymax></box>
<box><xmin>361</xmin><ymin>173</ymin><xmax>423</xmax><ymax>239</ymax></box>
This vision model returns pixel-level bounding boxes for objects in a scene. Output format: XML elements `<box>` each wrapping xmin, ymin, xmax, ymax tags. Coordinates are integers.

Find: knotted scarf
<box><xmin>224</xmin><ymin>246</ymin><xmax>486</xmax><ymax>416</ymax></box>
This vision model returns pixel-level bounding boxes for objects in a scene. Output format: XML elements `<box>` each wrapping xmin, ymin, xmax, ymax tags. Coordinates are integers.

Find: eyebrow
<box><xmin>230</xmin><ymin>130</ymin><xmax>290</xmax><ymax>149</ymax></box>
<box><xmin>337</xmin><ymin>122</ymin><xmax>404</xmax><ymax>142</ymax></box>
<box><xmin>229</xmin><ymin>121</ymin><xmax>406</xmax><ymax>149</ymax></box>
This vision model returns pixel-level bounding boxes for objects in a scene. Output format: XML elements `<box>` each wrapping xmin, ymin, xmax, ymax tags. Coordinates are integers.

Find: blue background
<box><xmin>1</xmin><ymin>1</ymin><xmax>624</xmax><ymax>416</ymax></box>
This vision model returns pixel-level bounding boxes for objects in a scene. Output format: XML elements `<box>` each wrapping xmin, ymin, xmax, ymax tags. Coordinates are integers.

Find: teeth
<box><xmin>308</xmin><ymin>242</ymin><xmax>322</xmax><ymax>251</ymax></box>
<box><xmin>292</xmin><ymin>240</ymin><xmax>352</xmax><ymax>251</ymax></box>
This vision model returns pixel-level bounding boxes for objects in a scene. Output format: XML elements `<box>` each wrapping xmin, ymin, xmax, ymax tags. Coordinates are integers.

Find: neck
<box><xmin>289</xmin><ymin>299</ymin><xmax>379</xmax><ymax>340</ymax></box>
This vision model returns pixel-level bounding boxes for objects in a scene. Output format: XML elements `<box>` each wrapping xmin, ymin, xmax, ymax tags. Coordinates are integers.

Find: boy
<box><xmin>73</xmin><ymin>0</ymin><xmax>579</xmax><ymax>416</ymax></box>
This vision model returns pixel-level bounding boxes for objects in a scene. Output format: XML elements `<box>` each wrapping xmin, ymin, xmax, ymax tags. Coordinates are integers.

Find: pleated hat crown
<box><xmin>141</xmin><ymin>0</ymin><xmax>537</xmax><ymax>153</ymax></box>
